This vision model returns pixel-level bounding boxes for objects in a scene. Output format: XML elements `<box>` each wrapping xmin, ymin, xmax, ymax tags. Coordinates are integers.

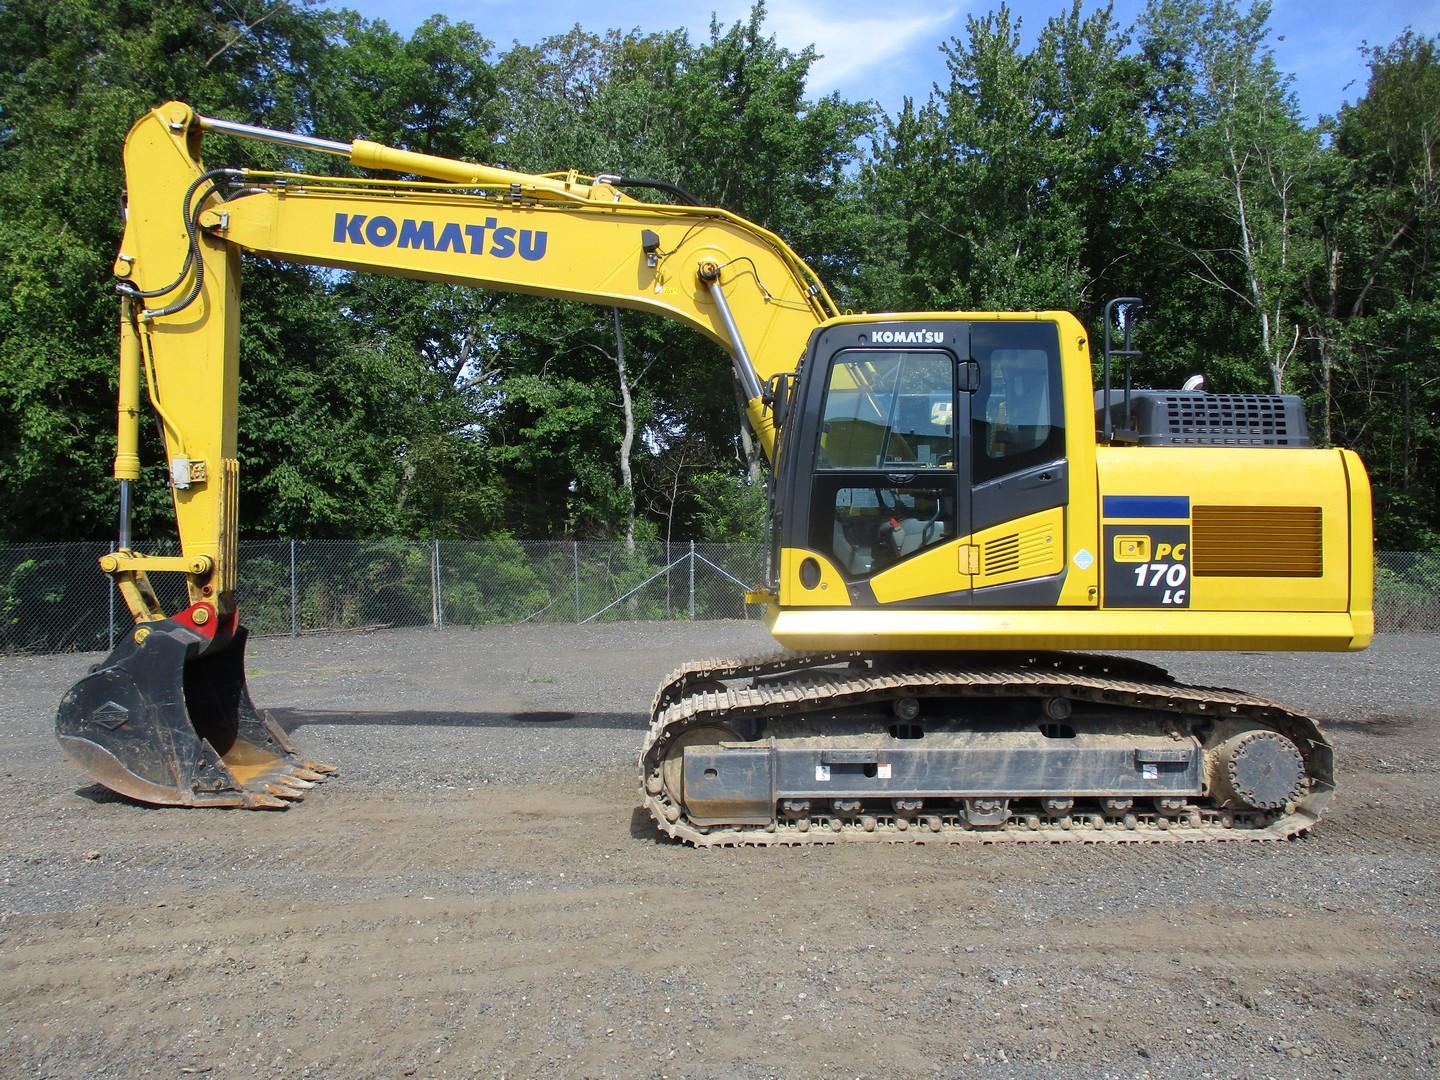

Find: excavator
<box><xmin>56</xmin><ymin>101</ymin><xmax>1373</xmax><ymax>844</ymax></box>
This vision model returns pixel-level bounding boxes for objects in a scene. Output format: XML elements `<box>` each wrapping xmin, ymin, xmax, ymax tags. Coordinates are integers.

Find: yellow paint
<box><xmin>971</xmin><ymin>507</ymin><xmax>1065</xmax><ymax>589</ymax></box>
<box><xmin>1049</xmin><ymin>315</ymin><xmax>1101</xmax><ymax>607</ymax></box>
<box><xmin>117</xmin><ymin>102</ymin><xmax>241</xmax><ymax>616</ymax></box>
<box><xmin>114</xmin><ymin>304</ymin><xmax>142</xmax><ymax>481</ymax></box>
<box><xmin>1342</xmin><ymin>449</ymin><xmax>1375</xmax><ymax>645</ymax></box>
<box><xmin>957</xmin><ymin>544</ymin><xmax>980</xmax><ymax>576</ymax></box>
<box><xmin>869</xmin><ymin>539</ymin><xmax>971</xmax><ymax>603</ymax></box>
<box><xmin>101</xmin><ymin>552</ymin><xmax>212</xmax><ymax>576</ymax></box>
<box><xmin>110</xmin><ymin>103</ymin><xmax>1373</xmax><ymax>662</ymax></box>
<box><xmin>865</xmin><ymin>506</ymin><xmax>1066</xmax><ymax>603</ymax></box>
<box><xmin>117</xmin><ymin>102</ymin><xmax>838</xmax><ymax>621</ymax></box>
<box><xmin>777</xmin><ymin>548</ymin><xmax>852</xmax><ymax>607</ymax></box>
<box><xmin>767</xmin><ymin>607</ymin><xmax>1369</xmax><ymax>652</ymax></box>
<box><xmin>349</xmin><ymin>140</ymin><xmax>611</xmax><ymax>202</ymax></box>
<box><xmin>1114</xmin><ymin>535</ymin><xmax>1150</xmax><ymax>562</ymax></box>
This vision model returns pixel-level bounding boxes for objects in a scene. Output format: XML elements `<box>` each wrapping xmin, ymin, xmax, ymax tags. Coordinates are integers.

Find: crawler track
<box><xmin>638</xmin><ymin>652</ymin><xmax>1334</xmax><ymax>846</ymax></box>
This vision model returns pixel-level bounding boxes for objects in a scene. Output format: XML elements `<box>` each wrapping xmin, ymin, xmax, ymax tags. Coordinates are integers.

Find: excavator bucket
<box><xmin>56</xmin><ymin>620</ymin><xmax>334</xmax><ymax>808</ymax></box>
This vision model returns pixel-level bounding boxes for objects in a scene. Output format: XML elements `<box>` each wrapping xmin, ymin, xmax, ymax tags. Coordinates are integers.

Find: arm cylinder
<box><xmin>197</xmin><ymin>111</ymin><xmax>593</xmax><ymax>199</ymax></box>
<box><xmin>349</xmin><ymin>141</ymin><xmax>591</xmax><ymax>200</ymax></box>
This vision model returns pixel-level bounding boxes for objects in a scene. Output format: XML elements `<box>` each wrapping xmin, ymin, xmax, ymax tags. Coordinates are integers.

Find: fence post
<box><xmin>436</xmin><ymin>539</ymin><xmax>444</xmax><ymax>627</ymax></box>
<box><xmin>108</xmin><ymin>541</ymin><xmax>116</xmax><ymax>650</ymax></box>
<box><xmin>689</xmin><ymin>540</ymin><xmax>696</xmax><ymax>621</ymax></box>
<box><xmin>289</xmin><ymin>539</ymin><xmax>298</xmax><ymax>637</ymax></box>
<box><xmin>574</xmin><ymin>541</ymin><xmax>581</xmax><ymax>623</ymax></box>
<box><xmin>430</xmin><ymin>539</ymin><xmax>441</xmax><ymax>628</ymax></box>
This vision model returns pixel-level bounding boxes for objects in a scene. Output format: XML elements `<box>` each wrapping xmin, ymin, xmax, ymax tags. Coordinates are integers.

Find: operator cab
<box><xmin>774</xmin><ymin>318</ymin><xmax>1069</xmax><ymax>608</ymax></box>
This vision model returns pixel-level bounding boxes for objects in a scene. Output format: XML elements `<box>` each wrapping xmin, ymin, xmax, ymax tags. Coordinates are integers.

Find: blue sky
<box><xmin>331</xmin><ymin>0</ymin><xmax>1438</xmax><ymax>123</ymax></box>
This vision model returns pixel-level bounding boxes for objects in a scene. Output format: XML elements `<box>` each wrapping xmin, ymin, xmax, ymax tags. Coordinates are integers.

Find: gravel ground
<box><xmin>1</xmin><ymin>622</ymin><xmax>1437</xmax><ymax>1080</ymax></box>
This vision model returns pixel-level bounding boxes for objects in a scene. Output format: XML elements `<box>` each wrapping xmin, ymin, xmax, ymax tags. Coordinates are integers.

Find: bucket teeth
<box><xmin>245</xmin><ymin>792</ymin><xmax>292</xmax><ymax>810</ymax></box>
<box><xmin>256</xmin><ymin>771</ymin><xmax>316</xmax><ymax>794</ymax></box>
<box><xmin>290</xmin><ymin>766</ymin><xmax>327</xmax><ymax>782</ymax></box>
<box><xmin>303</xmin><ymin>760</ymin><xmax>339</xmax><ymax>776</ymax></box>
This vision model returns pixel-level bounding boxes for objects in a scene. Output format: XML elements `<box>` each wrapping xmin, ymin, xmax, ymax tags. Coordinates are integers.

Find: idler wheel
<box><xmin>1216</xmin><ymin>730</ymin><xmax>1306</xmax><ymax>810</ymax></box>
<box><xmin>658</xmin><ymin>723</ymin><xmax>739</xmax><ymax>806</ymax></box>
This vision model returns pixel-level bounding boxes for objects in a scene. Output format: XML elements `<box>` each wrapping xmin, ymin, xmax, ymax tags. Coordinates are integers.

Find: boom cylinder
<box><xmin>115</xmin><ymin>302</ymin><xmax>143</xmax><ymax>548</ymax></box>
<box><xmin>115</xmin><ymin>302</ymin><xmax>142</xmax><ymax>482</ymax></box>
<box><xmin>700</xmin><ymin>264</ymin><xmax>775</xmax><ymax>458</ymax></box>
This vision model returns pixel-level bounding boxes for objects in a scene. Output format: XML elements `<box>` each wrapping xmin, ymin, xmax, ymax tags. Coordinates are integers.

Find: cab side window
<box><xmin>971</xmin><ymin>326</ymin><xmax>1064</xmax><ymax>484</ymax></box>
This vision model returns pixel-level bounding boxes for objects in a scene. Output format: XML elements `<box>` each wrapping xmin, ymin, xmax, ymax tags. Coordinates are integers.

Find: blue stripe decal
<box><xmin>1103</xmin><ymin>495</ymin><xmax>1190</xmax><ymax>519</ymax></box>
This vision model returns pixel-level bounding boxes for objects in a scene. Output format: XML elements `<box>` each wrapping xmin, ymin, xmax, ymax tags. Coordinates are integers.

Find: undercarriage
<box><xmin>639</xmin><ymin>652</ymin><xmax>1333</xmax><ymax>845</ymax></box>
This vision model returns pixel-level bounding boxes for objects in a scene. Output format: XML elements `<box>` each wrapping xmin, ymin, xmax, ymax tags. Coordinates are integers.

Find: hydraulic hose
<box><xmin>596</xmin><ymin>175</ymin><xmax>702</xmax><ymax>206</ymax></box>
<box><xmin>117</xmin><ymin>169</ymin><xmax>243</xmax><ymax>318</ymax></box>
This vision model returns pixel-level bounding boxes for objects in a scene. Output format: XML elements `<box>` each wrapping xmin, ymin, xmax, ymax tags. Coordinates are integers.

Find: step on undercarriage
<box><xmin>639</xmin><ymin>652</ymin><xmax>1334</xmax><ymax>846</ymax></box>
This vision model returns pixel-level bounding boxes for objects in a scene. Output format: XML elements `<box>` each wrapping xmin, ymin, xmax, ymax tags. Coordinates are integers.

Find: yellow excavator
<box><xmin>57</xmin><ymin>102</ymin><xmax>1373</xmax><ymax>844</ymax></box>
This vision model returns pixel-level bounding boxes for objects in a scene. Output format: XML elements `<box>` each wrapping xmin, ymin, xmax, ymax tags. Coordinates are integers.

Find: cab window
<box><xmin>812</xmin><ymin>349</ymin><xmax>957</xmax><ymax>578</ymax></box>
<box><xmin>812</xmin><ymin>480</ymin><xmax>955</xmax><ymax>578</ymax></box>
<box><xmin>971</xmin><ymin>324</ymin><xmax>1064</xmax><ymax>484</ymax></box>
<box><xmin>817</xmin><ymin>350</ymin><xmax>954</xmax><ymax>471</ymax></box>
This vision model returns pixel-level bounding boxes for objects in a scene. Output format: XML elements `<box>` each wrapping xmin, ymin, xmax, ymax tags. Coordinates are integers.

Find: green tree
<box><xmin>1315</xmin><ymin>33</ymin><xmax>1440</xmax><ymax>546</ymax></box>
<box><xmin>861</xmin><ymin>2</ymin><xmax>1148</xmax><ymax>316</ymax></box>
<box><xmin>1138</xmin><ymin>0</ymin><xmax>1321</xmax><ymax>394</ymax></box>
<box><xmin>0</xmin><ymin>0</ymin><xmax>334</xmax><ymax>540</ymax></box>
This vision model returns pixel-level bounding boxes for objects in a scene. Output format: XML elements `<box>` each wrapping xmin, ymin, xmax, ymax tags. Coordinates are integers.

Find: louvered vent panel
<box><xmin>1100</xmin><ymin>391</ymin><xmax>1313</xmax><ymax>446</ymax></box>
<box><xmin>983</xmin><ymin>534</ymin><xmax>1020</xmax><ymax>576</ymax></box>
<box><xmin>1192</xmin><ymin>505</ymin><xmax>1323</xmax><ymax>577</ymax></box>
<box><xmin>980</xmin><ymin>525</ymin><xmax>1060</xmax><ymax>582</ymax></box>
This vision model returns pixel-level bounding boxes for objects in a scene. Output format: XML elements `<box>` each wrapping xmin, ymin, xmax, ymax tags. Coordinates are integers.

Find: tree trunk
<box><xmin>1322</xmin><ymin>244</ymin><xmax>1340</xmax><ymax>445</ymax></box>
<box><xmin>612</xmin><ymin>308</ymin><xmax>636</xmax><ymax>555</ymax></box>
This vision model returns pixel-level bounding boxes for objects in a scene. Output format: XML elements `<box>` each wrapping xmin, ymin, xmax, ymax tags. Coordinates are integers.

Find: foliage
<box><xmin>1319</xmin><ymin>33</ymin><xmax>1440</xmax><ymax>547</ymax></box>
<box><xmin>0</xmin><ymin>0</ymin><xmax>1436</xmax><ymax>549</ymax></box>
<box><xmin>861</xmin><ymin>2</ymin><xmax>1150</xmax><ymax>315</ymax></box>
<box><xmin>689</xmin><ymin>470</ymin><xmax>769</xmax><ymax>543</ymax></box>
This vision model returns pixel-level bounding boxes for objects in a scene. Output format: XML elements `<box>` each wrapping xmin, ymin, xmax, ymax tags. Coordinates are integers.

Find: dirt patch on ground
<box><xmin>2</xmin><ymin>623</ymin><xmax>1438</xmax><ymax>1078</ymax></box>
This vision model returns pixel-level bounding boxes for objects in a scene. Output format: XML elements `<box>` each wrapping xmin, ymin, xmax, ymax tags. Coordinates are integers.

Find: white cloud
<box><xmin>688</xmin><ymin>0</ymin><xmax>962</xmax><ymax>94</ymax></box>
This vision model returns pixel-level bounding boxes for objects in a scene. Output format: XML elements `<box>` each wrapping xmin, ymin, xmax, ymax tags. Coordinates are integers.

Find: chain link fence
<box><xmin>1374</xmin><ymin>550</ymin><xmax>1440</xmax><ymax>634</ymax></box>
<box><xmin>0</xmin><ymin>539</ymin><xmax>768</xmax><ymax>655</ymax></box>
<box><xmin>1</xmin><ymin>540</ymin><xmax>1435</xmax><ymax>655</ymax></box>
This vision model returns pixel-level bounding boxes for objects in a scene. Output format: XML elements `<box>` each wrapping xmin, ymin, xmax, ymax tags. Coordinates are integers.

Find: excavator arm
<box><xmin>58</xmin><ymin>101</ymin><xmax>836</xmax><ymax>807</ymax></box>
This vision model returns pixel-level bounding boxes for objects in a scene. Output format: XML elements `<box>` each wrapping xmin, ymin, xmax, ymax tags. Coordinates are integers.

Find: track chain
<box><xmin>638</xmin><ymin>652</ymin><xmax>1334</xmax><ymax>847</ymax></box>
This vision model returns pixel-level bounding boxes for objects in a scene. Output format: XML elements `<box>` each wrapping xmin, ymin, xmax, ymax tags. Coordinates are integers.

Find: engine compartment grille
<box><xmin>1192</xmin><ymin>505</ymin><xmax>1324</xmax><ymax>577</ymax></box>
<box><xmin>1096</xmin><ymin>391</ymin><xmax>1313</xmax><ymax>447</ymax></box>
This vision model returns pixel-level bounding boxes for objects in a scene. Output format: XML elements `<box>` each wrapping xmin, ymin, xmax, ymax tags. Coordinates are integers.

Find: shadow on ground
<box><xmin>269</xmin><ymin>707</ymin><xmax>645</xmax><ymax>733</ymax></box>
